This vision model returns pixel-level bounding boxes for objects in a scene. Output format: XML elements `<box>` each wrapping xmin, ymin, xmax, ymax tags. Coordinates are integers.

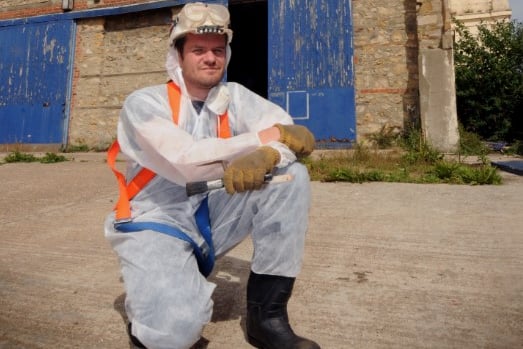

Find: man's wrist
<box><xmin>258</xmin><ymin>126</ymin><xmax>281</xmax><ymax>145</ymax></box>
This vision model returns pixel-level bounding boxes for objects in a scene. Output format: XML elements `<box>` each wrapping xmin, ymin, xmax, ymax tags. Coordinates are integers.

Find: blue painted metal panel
<box><xmin>0</xmin><ymin>20</ymin><xmax>74</xmax><ymax>144</ymax></box>
<box><xmin>492</xmin><ymin>160</ymin><xmax>523</xmax><ymax>176</ymax></box>
<box><xmin>268</xmin><ymin>0</ymin><xmax>356</xmax><ymax>148</ymax></box>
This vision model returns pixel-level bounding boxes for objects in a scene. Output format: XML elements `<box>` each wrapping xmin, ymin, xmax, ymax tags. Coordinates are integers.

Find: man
<box><xmin>105</xmin><ymin>2</ymin><xmax>320</xmax><ymax>349</ymax></box>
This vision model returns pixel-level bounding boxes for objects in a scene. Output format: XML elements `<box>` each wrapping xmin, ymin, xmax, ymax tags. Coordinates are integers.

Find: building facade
<box><xmin>0</xmin><ymin>0</ymin><xmax>512</xmax><ymax>152</ymax></box>
<box><xmin>450</xmin><ymin>0</ymin><xmax>511</xmax><ymax>36</ymax></box>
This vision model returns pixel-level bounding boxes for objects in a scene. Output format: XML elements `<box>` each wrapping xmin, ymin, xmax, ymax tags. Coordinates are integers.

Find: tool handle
<box><xmin>186</xmin><ymin>173</ymin><xmax>273</xmax><ymax>197</ymax></box>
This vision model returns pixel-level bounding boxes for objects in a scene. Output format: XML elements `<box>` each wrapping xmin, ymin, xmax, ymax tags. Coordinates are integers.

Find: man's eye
<box><xmin>213</xmin><ymin>49</ymin><xmax>225</xmax><ymax>56</ymax></box>
<box><xmin>193</xmin><ymin>49</ymin><xmax>204</xmax><ymax>54</ymax></box>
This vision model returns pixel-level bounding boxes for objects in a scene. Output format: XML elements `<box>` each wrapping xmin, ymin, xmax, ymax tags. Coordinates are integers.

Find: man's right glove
<box><xmin>274</xmin><ymin>123</ymin><xmax>315</xmax><ymax>157</ymax></box>
<box><xmin>223</xmin><ymin>146</ymin><xmax>281</xmax><ymax>194</ymax></box>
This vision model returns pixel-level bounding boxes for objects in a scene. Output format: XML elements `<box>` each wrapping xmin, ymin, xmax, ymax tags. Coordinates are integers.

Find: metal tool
<box><xmin>186</xmin><ymin>173</ymin><xmax>293</xmax><ymax>196</ymax></box>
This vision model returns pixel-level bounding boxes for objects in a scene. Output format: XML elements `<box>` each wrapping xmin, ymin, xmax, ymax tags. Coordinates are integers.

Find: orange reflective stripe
<box><xmin>107</xmin><ymin>140</ymin><xmax>133</xmax><ymax>221</ymax></box>
<box><xmin>167</xmin><ymin>81</ymin><xmax>181</xmax><ymax>124</ymax></box>
<box><xmin>126</xmin><ymin>168</ymin><xmax>156</xmax><ymax>200</ymax></box>
<box><xmin>219</xmin><ymin>112</ymin><xmax>231</xmax><ymax>138</ymax></box>
<box><xmin>109</xmin><ymin>81</ymin><xmax>231</xmax><ymax>221</ymax></box>
<box><xmin>108</xmin><ymin>140</ymin><xmax>156</xmax><ymax>221</ymax></box>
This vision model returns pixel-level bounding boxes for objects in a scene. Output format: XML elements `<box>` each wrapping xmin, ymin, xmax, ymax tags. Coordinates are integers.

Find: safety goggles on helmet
<box><xmin>183</xmin><ymin>2</ymin><xmax>230</xmax><ymax>26</ymax></box>
<box><xmin>170</xmin><ymin>2</ymin><xmax>233</xmax><ymax>44</ymax></box>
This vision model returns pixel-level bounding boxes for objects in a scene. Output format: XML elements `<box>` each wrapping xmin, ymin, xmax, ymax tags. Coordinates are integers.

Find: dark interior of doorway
<box><xmin>227</xmin><ymin>1</ymin><xmax>268</xmax><ymax>98</ymax></box>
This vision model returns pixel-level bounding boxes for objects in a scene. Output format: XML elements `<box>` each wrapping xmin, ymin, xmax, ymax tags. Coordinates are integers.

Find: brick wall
<box><xmin>0</xmin><ymin>0</ymin><xmax>62</xmax><ymax>20</ymax></box>
<box><xmin>0</xmin><ymin>0</ymin><xmax>157</xmax><ymax>20</ymax></box>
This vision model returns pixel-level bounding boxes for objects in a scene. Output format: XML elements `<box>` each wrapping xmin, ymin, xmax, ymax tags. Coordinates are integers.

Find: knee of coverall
<box><xmin>119</xmin><ymin>235</ymin><xmax>215</xmax><ymax>349</ymax></box>
<box><xmin>249</xmin><ymin>162</ymin><xmax>311</xmax><ymax>277</ymax></box>
<box><xmin>129</xmin><ymin>275</ymin><xmax>214</xmax><ymax>349</ymax></box>
<box><xmin>132</xmin><ymin>309</ymin><xmax>211</xmax><ymax>349</ymax></box>
<box><xmin>252</xmin><ymin>161</ymin><xmax>311</xmax><ymax>225</ymax></box>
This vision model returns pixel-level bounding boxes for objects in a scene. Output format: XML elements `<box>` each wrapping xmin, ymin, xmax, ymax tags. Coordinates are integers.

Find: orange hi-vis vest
<box><xmin>107</xmin><ymin>81</ymin><xmax>231</xmax><ymax>223</ymax></box>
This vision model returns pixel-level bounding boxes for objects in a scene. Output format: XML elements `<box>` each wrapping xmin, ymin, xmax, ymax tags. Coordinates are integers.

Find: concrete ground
<box><xmin>0</xmin><ymin>152</ymin><xmax>522</xmax><ymax>349</ymax></box>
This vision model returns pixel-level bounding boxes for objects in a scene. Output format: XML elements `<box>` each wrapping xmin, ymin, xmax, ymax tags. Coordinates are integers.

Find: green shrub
<box><xmin>399</xmin><ymin>127</ymin><xmax>442</xmax><ymax>165</ymax></box>
<box><xmin>430</xmin><ymin>161</ymin><xmax>502</xmax><ymax>185</ymax></box>
<box><xmin>505</xmin><ymin>140</ymin><xmax>523</xmax><ymax>155</ymax></box>
<box><xmin>368</xmin><ymin>125</ymin><xmax>401</xmax><ymax>149</ymax></box>
<box><xmin>459</xmin><ymin>126</ymin><xmax>489</xmax><ymax>156</ymax></box>
<box><xmin>454</xmin><ymin>20</ymin><xmax>523</xmax><ymax>142</ymax></box>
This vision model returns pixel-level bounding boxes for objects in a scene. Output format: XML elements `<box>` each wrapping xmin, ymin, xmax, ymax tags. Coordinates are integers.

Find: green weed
<box><xmin>40</xmin><ymin>153</ymin><xmax>68</xmax><ymax>163</ymax></box>
<box><xmin>3</xmin><ymin>151</ymin><xmax>68</xmax><ymax>164</ymax></box>
<box><xmin>367</xmin><ymin>125</ymin><xmax>402</xmax><ymax>149</ymax></box>
<box><xmin>303</xmin><ymin>128</ymin><xmax>502</xmax><ymax>185</ymax></box>
<box><xmin>3</xmin><ymin>151</ymin><xmax>38</xmax><ymax>163</ymax></box>
<box><xmin>65</xmin><ymin>144</ymin><xmax>90</xmax><ymax>152</ymax></box>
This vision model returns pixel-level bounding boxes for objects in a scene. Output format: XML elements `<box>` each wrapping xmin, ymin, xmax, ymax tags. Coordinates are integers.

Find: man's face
<box><xmin>179</xmin><ymin>33</ymin><xmax>227</xmax><ymax>94</ymax></box>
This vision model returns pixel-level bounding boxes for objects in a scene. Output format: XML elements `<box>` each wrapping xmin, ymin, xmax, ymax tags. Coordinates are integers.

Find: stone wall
<box><xmin>352</xmin><ymin>0</ymin><xmax>420</xmax><ymax>141</ymax></box>
<box><xmin>69</xmin><ymin>9</ymin><xmax>173</xmax><ymax>148</ymax></box>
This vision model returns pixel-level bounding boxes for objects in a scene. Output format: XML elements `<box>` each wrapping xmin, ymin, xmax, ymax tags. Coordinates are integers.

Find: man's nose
<box><xmin>203</xmin><ymin>50</ymin><xmax>217</xmax><ymax>64</ymax></box>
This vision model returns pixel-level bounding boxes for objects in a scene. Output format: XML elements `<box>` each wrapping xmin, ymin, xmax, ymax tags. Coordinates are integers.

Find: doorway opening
<box><xmin>227</xmin><ymin>1</ymin><xmax>268</xmax><ymax>98</ymax></box>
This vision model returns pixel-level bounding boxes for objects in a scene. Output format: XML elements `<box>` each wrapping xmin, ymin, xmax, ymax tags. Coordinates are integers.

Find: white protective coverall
<box><xmin>104</xmin><ymin>44</ymin><xmax>311</xmax><ymax>349</ymax></box>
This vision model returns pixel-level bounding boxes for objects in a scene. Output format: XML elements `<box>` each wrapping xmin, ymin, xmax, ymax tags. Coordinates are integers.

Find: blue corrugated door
<box><xmin>268</xmin><ymin>0</ymin><xmax>355</xmax><ymax>148</ymax></box>
<box><xmin>0</xmin><ymin>20</ymin><xmax>74</xmax><ymax>145</ymax></box>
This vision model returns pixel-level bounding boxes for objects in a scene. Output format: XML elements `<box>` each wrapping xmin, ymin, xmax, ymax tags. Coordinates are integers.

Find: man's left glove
<box><xmin>274</xmin><ymin>123</ymin><xmax>315</xmax><ymax>157</ymax></box>
<box><xmin>223</xmin><ymin>146</ymin><xmax>281</xmax><ymax>194</ymax></box>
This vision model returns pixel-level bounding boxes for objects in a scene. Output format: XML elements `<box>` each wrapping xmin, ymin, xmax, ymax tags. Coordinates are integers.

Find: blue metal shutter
<box><xmin>268</xmin><ymin>0</ymin><xmax>356</xmax><ymax>148</ymax></box>
<box><xmin>0</xmin><ymin>20</ymin><xmax>74</xmax><ymax>145</ymax></box>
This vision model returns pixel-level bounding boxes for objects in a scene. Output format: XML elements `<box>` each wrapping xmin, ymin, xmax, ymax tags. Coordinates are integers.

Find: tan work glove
<box><xmin>274</xmin><ymin>123</ymin><xmax>315</xmax><ymax>157</ymax></box>
<box><xmin>223</xmin><ymin>146</ymin><xmax>281</xmax><ymax>194</ymax></box>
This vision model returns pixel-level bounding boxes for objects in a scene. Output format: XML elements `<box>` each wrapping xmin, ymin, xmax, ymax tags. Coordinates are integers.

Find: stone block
<box><xmin>418</xmin><ymin>49</ymin><xmax>460</xmax><ymax>152</ymax></box>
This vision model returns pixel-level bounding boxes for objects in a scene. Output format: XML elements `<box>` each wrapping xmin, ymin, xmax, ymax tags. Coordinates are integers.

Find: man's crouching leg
<box><xmin>107</xmin><ymin>230</ymin><xmax>215</xmax><ymax>349</ymax></box>
<box><xmin>207</xmin><ymin>162</ymin><xmax>320</xmax><ymax>348</ymax></box>
<box><xmin>248</xmin><ymin>163</ymin><xmax>320</xmax><ymax>349</ymax></box>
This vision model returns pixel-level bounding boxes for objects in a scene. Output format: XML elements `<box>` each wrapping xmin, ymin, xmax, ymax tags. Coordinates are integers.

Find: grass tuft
<box><xmin>302</xmin><ymin>128</ymin><xmax>503</xmax><ymax>185</ymax></box>
<box><xmin>3</xmin><ymin>151</ymin><xmax>68</xmax><ymax>164</ymax></box>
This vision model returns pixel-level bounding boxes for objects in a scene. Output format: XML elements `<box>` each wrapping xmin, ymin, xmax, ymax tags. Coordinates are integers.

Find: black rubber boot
<box><xmin>246</xmin><ymin>272</ymin><xmax>321</xmax><ymax>349</ymax></box>
<box><xmin>127</xmin><ymin>323</ymin><xmax>147</xmax><ymax>349</ymax></box>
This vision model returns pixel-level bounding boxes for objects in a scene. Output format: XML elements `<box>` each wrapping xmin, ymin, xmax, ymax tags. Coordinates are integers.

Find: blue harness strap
<box><xmin>114</xmin><ymin>197</ymin><xmax>215</xmax><ymax>277</ymax></box>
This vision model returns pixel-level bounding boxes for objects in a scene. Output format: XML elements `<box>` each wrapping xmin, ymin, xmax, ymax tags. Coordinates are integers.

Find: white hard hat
<box><xmin>169</xmin><ymin>2</ymin><xmax>233</xmax><ymax>45</ymax></box>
